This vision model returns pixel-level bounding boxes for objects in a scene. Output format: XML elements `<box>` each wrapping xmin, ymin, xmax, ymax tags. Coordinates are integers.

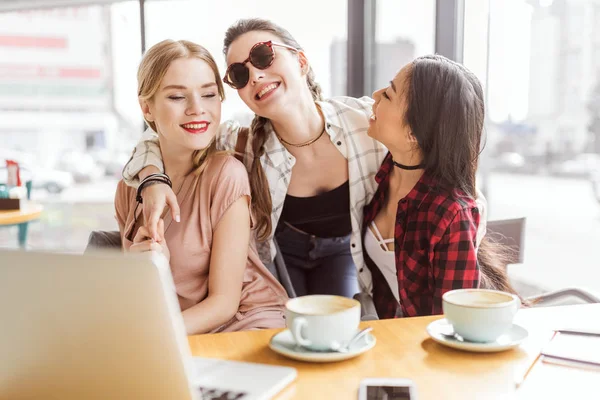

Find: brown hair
<box><xmin>405</xmin><ymin>55</ymin><xmax>520</xmax><ymax>298</ymax></box>
<box><xmin>137</xmin><ymin>39</ymin><xmax>226</xmax><ymax>176</ymax></box>
<box><xmin>223</xmin><ymin>19</ymin><xmax>323</xmax><ymax>241</ymax></box>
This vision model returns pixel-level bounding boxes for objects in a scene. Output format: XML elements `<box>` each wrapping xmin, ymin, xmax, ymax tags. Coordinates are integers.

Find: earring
<box><xmin>299</xmin><ymin>61</ymin><xmax>307</xmax><ymax>73</ymax></box>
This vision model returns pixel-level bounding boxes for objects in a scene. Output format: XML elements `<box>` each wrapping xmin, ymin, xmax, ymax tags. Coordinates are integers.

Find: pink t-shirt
<box><xmin>115</xmin><ymin>154</ymin><xmax>287</xmax><ymax>332</ymax></box>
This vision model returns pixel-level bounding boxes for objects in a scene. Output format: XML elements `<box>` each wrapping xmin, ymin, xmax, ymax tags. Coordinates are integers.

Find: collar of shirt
<box><xmin>261</xmin><ymin>101</ymin><xmax>344</xmax><ymax>168</ymax></box>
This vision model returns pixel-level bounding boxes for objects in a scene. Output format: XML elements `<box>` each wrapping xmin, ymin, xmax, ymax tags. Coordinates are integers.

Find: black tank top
<box><xmin>279</xmin><ymin>180</ymin><xmax>352</xmax><ymax>238</ymax></box>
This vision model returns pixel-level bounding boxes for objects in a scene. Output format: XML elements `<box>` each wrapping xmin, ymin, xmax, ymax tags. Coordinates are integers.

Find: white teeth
<box><xmin>257</xmin><ymin>83</ymin><xmax>278</xmax><ymax>99</ymax></box>
<box><xmin>182</xmin><ymin>123</ymin><xmax>207</xmax><ymax>129</ymax></box>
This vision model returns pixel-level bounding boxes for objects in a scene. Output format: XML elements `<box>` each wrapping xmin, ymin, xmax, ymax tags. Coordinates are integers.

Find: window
<box><xmin>0</xmin><ymin>2</ymin><xmax>142</xmax><ymax>251</ymax></box>
<box><xmin>0</xmin><ymin>0</ymin><xmax>350</xmax><ymax>252</ymax></box>
<box><xmin>464</xmin><ymin>0</ymin><xmax>600</xmax><ymax>296</ymax></box>
<box><xmin>372</xmin><ymin>0</ymin><xmax>436</xmax><ymax>93</ymax></box>
<box><xmin>145</xmin><ymin>0</ymin><xmax>348</xmax><ymax>124</ymax></box>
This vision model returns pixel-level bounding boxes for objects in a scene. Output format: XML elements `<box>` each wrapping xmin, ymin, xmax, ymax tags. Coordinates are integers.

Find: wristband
<box><xmin>136</xmin><ymin>173</ymin><xmax>172</xmax><ymax>204</ymax></box>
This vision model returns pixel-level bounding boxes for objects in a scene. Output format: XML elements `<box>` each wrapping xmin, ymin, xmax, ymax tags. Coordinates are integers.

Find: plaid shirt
<box><xmin>122</xmin><ymin>96</ymin><xmax>388</xmax><ymax>293</ymax></box>
<box><xmin>363</xmin><ymin>153</ymin><xmax>480</xmax><ymax>319</ymax></box>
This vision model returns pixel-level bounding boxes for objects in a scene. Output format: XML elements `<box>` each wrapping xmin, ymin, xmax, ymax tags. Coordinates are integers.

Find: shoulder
<box><xmin>320</xmin><ymin>96</ymin><xmax>373</xmax><ymax>121</ymax></box>
<box><xmin>215</xmin><ymin>120</ymin><xmax>242</xmax><ymax>151</ymax></box>
<box><xmin>325</xmin><ymin>95</ymin><xmax>374</xmax><ymax>110</ymax></box>
<box><xmin>219</xmin><ymin>120</ymin><xmax>241</xmax><ymax>136</ymax></box>
<box><xmin>204</xmin><ymin>154</ymin><xmax>249</xmax><ymax>185</ymax></box>
<box><xmin>422</xmin><ymin>186</ymin><xmax>480</xmax><ymax>231</ymax></box>
<box><xmin>203</xmin><ymin>155</ymin><xmax>252</xmax><ymax>227</ymax></box>
<box><xmin>320</xmin><ymin>96</ymin><xmax>386</xmax><ymax>155</ymax></box>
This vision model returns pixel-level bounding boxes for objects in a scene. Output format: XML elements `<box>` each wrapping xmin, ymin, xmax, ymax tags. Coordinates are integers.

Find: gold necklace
<box><xmin>276</xmin><ymin>127</ymin><xmax>326</xmax><ymax>148</ymax></box>
<box><xmin>275</xmin><ymin>104</ymin><xmax>327</xmax><ymax>148</ymax></box>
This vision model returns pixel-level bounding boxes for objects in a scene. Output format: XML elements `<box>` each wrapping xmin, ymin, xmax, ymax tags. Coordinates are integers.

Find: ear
<box><xmin>139</xmin><ymin>97</ymin><xmax>154</xmax><ymax>122</ymax></box>
<box><xmin>297</xmin><ymin>50</ymin><xmax>309</xmax><ymax>76</ymax></box>
<box><xmin>407</xmin><ymin>131</ymin><xmax>418</xmax><ymax>143</ymax></box>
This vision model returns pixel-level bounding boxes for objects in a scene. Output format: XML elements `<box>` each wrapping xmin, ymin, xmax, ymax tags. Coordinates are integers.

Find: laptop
<box><xmin>0</xmin><ymin>250</ymin><xmax>296</xmax><ymax>400</ymax></box>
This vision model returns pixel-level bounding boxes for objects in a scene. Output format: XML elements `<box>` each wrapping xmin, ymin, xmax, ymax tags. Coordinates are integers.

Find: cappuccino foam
<box><xmin>287</xmin><ymin>295</ymin><xmax>358</xmax><ymax>315</ymax></box>
<box><xmin>445</xmin><ymin>291</ymin><xmax>515</xmax><ymax>307</ymax></box>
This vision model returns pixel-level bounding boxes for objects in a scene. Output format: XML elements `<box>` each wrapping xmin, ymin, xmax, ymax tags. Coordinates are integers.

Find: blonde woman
<box><xmin>115</xmin><ymin>39</ymin><xmax>287</xmax><ymax>334</ymax></box>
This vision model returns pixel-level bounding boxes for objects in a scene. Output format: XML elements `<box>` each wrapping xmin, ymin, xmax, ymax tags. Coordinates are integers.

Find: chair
<box><xmin>273</xmin><ymin>239</ymin><xmax>297</xmax><ymax>298</ymax></box>
<box><xmin>486</xmin><ymin>217</ymin><xmax>525</xmax><ymax>264</ymax></box>
<box><xmin>355</xmin><ymin>217</ymin><xmax>599</xmax><ymax>320</ymax></box>
<box><xmin>354</xmin><ymin>292</ymin><xmax>379</xmax><ymax>321</ymax></box>
<box><xmin>85</xmin><ymin>231</ymin><xmax>297</xmax><ymax>299</ymax></box>
<box><xmin>487</xmin><ymin>217</ymin><xmax>600</xmax><ymax>306</ymax></box>
<box><xmin>85</xmin><ymin>230</ymin><xmax>121</xmax><ymax>253</ymax></box>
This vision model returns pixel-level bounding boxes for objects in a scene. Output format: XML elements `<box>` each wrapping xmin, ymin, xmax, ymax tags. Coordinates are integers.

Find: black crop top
<box><xmin>279</xmin><ymin>180</ymin><xmax>352</xmax><ymax>238</ymax></box>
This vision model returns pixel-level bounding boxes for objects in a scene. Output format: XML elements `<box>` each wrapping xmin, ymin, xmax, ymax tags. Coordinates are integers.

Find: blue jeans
<box><xmin>274</xmin><ymin>223</ymin><xmax>359</xmax><ymax>298</ymax></box>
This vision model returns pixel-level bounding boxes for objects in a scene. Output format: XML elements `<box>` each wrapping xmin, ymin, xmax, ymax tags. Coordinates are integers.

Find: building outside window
<box><xmin>464</xmin><ymin>0</ymin><xmax>600</xmax><ymax>295</ymax></box>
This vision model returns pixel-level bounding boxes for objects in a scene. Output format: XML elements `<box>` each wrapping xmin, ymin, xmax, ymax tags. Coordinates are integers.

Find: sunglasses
<box><xmin>223</xmin><ymin>41</ymin><xmax>298</xmax><ymax>90</ymax></box>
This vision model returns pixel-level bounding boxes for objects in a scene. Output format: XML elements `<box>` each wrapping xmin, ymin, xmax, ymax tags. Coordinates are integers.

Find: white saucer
<box><xmin>268</xmin><ymin>329</ymin><xmax>376</xmax><ymax>362</ymax></box>
<box><xmin>426</xmin><ymin>318</ymin><xmax>528</xmax><ymax>353</ymax></box>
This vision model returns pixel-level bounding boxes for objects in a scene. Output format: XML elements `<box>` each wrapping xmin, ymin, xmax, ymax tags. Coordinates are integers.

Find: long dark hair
<box><xmin>223</xmin><ymin>19</ymin><xmax>323</xmax><ymax>242</ymax></box>
<box><xmin>405</xmin><ymin>55</ymin><xmax>481</xmax><ymax>197</ymax></box>
<box><xmin>406</xmin><ymin>55</ymin><xmax>519</xmax><ymax>297</ymax></box>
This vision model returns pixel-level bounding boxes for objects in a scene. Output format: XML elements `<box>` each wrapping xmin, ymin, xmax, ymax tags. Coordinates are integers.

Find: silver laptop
<box><xmin>0</xmin><ymin>250</ymin><xmax>296</xmax><ymax>400</ymax></box>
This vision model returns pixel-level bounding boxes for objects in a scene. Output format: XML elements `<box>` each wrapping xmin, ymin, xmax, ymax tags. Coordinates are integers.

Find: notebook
<box><xmin>542</xmin><ymin>331</ymin><xmax>600</xmax><ymax>369</ymax></box>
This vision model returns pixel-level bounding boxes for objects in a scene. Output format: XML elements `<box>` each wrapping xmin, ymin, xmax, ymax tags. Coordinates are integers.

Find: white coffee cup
<box><xmin>442</xmin><ymin>289</ymin><xmax>520</xmax><ymax>343</ymax></box>
<box><xmin>285</xmin><ymin>295</ymin><xmax>361</xmax><ymax>351</ymax></box>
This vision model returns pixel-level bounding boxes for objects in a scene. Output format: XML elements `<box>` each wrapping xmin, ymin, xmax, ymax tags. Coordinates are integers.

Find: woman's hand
<box><xmin>141</xmin><ymin>182</ymin><xmax>180</xmax><ymax>242</ymax></box>
<box><xmin>129</xmin><ymin>219</ymin><xmax>171</xmax><ymax>262</ymax></box>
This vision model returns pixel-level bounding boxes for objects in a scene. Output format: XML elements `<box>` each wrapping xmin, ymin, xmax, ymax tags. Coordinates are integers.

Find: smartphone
<box><xmin>358</xmin><ymin>378</ymin><xmax>417</xmax><ymax>400</ymax></box>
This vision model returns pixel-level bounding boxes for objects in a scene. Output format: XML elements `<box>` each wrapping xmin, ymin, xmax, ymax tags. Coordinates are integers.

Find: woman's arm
<box><xmin>181</xmin><ymin>195</ymin><xmax>251</xmax><ymax>334</ymax></box>
<box><xmin>123</xmin><ymin>122</ymin><xmax>244</xmax><ymax>241</ymax></box>
<box><xmin>122</xmin><ymin>130</ymin><xmax>177</xmax><ymax>240</ymax></box>
<box><xmin>122</xmin><ymin>128</ymin><xmax>164</xmax><ymax>186</ymax></box>
<box><xmin>431</xmin><ymin>208</ymin><xmax>480</xmax><ymax>314</ymax></box>
<box><xmin>114</xmin><ymin>181</ymin><xmax>131</xmax><ymax>239</ymax></box>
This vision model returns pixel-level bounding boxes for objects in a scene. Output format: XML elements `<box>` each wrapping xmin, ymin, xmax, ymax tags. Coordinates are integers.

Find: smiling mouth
<box><xmin>255</xmin><ymin>82</ymin><xmax>280</xmax><ymax>100</ymax></box>
<box><xmin>181</xmin><ymin>122</ymin><xmax>209</xmax><ymax>134</ymax></box>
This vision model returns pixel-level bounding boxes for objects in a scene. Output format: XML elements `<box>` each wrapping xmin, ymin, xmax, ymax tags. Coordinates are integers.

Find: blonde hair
<box><xmin>137</xmin><ymin>39</ymin><xmax>225</xmax><ymax>176</ymax></box>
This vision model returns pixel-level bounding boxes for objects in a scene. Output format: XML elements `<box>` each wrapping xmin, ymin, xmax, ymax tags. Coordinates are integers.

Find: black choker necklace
<box><xmin>392</xmin><ymin>159</ymin><xmax>424</xmax><ymax>170</ymax></box>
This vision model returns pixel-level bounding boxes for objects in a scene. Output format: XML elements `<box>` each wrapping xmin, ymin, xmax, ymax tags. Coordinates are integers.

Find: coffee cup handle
<box><xmin>291</xmin><ymin>317</ymin><xmax>312</xmax><ymax>347</ymax></box>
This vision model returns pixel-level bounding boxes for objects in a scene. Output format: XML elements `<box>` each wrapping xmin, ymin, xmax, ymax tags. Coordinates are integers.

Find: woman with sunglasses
<box><xmin>116</xmin><ymin>39</ymin><xmax>287</xmax><ymax>334</ymax></box>
<box><xmin>122</xmin><ymin>19</ymin><xmax>488</xmax><ymax>300</ymax></box>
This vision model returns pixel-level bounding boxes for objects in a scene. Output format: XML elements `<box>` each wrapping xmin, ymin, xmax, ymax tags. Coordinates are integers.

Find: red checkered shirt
<box><xmin>363</xmin><ymin>153</ymin><xmax>480</xmax><ymax>318</ymax></box>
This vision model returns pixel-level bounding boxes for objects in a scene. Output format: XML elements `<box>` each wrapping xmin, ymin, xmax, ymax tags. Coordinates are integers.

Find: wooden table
<box><xmin>0</xmin><ymin>202</ymin><xmax>43</xmax><ymax>247</ymax></box>
<box><xmin>188</xmin><ymin>304</ymin><xmax>600</xmax><ymax>400</ymax></box>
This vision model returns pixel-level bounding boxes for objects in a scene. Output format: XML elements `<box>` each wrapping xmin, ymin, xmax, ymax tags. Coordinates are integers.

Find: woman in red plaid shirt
<box><xmin>363</xmin><ymin>55</ymin><xmax>515</xmax><ymax>319</ymax></box>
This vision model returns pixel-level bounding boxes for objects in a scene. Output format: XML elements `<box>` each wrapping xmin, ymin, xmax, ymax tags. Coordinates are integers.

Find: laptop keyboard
<box><xmin>198</xmin><ymin>386</ymin><xmax>248</xmax><ymax>400</ymax></box>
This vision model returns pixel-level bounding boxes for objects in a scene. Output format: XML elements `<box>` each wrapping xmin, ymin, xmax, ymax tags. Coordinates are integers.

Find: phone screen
<box><xmin>365</xmin><ymin>385</ymin><xmax>412</xmax><ymax>400</ymax></box>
